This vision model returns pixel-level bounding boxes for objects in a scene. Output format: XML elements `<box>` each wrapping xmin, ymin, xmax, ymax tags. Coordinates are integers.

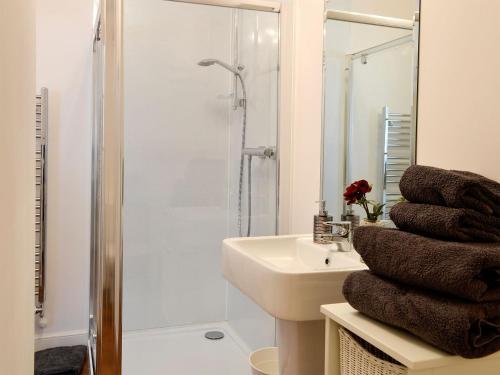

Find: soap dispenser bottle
<box><xmin>313</xmin><ymin>200</ymin><xmax>333</xmax><ymax>244</ymax></box>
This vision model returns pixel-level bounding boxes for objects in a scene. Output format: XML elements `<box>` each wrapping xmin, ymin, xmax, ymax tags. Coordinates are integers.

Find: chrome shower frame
<box><xmin>89</xmin><ymin>0</ymin><xmax>123</xmax><ymax>374</ymax></box>
<box><xmin>167</xmin><ymin>0</ymin><xmax>280</xmax><ymax>12</ymax></box>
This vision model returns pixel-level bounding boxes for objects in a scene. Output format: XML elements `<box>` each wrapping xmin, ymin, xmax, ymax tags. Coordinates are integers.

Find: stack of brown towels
<box><xmin>343</xmin><ymin>165</ymin><xmax>500</xmax><ymax>358</ymax></box>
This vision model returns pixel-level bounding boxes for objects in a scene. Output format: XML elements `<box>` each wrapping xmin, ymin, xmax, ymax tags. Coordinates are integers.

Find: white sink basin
<box><xmin>222</xmin><ymin>235</ymin><xmax>367</xmax><ymax>321</ymax></box>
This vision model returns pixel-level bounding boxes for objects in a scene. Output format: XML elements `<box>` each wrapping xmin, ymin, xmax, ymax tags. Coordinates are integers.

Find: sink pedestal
<box><xmin>222</xmin><ymin>235</ymin><xmax>367</xmax><ymax>375</ymax></box>
<box><xmin>277</xmin><ymin>319</ymin><xmax>325</xmax><ymax>375</ymax></box>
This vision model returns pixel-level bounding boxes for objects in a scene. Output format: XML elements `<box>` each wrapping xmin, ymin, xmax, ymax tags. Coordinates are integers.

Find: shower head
<box><xmin>197</xmin><ymin>58</ymin><xmax>242</xmax><ymax>75</ymax></box>
<box><xmin>198</xmin><ymin>59</ymin><xmax>216</xmax><ymax>67</ymax></box>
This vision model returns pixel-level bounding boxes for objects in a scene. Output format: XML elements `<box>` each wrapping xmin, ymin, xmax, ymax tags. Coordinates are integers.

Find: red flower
<box><xmin>356</xmin><ymin>180</ymin><xmax>372</xmax><ymax>194</ymax></box>
<box><xmin>343</xmin><ymin>180</ymin><xmax>372</xmax><ymax>205</ymax></box>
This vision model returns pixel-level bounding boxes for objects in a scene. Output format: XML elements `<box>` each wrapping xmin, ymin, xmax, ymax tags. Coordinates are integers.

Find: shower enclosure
<box><xmin>90</xmin><ymin>0</ymin><xmax>280</xmax><ymax>373</ymax></box>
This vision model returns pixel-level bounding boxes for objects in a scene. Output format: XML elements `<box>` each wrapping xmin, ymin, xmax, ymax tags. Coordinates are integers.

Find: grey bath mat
<box><xmin>35</xmin><ymin>345</ymin><xmax>87</xmax><ymax>375</ymax></box>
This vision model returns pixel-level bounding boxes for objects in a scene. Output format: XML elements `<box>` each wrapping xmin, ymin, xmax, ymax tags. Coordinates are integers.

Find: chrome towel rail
<box><xmin>35</xmin><ymin>88</ymin><xmax>48</xmax><ymax>316</ymax></box>
<box><xmin>382</xmin><ymin>106</ymin><xmax>412</xmax><ymax>218</ymax></box>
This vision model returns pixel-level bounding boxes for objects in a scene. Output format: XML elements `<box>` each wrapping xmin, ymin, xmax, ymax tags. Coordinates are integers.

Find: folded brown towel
<box><xmin>343</xmin><ymin>271</ymin><xmax>500</xmax><ymax>358</ymax></box>
<box><xmin>390</xmin><ymin>202</ymin><xmax>500</xmax><ymax>242</ymax></box>
<box><xmin>400</xmin><ymin>165</ymin><xmax>500</xmax><ymax>216</ymax></box>
<box><xmin>353</xmin><ymin>226</ymin><xmax>500</xmax><ymax>301</ymax></box>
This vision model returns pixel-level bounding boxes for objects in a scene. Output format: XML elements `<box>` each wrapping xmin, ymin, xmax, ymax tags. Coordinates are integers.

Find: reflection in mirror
<box><xmin>322</xmin><ymin>0</ymin><xmax>420</xmax><ymax>223</ymax></box>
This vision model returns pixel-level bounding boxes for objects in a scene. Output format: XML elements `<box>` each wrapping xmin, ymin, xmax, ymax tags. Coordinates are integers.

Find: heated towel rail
<box><xmin>35</xmin><ymin>88</ymin><xmax>48</xmax><ymax>316</ymax></box>
<box><xmin>382</xmin><ymin>106</ymin><xmax>412</xmax><ymax>218</ymax></box>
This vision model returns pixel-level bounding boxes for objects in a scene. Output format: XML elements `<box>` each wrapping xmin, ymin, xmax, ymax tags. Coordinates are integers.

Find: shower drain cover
<box><xmin>205</xmin><ymin>331</ymin><xmax>225</xmax><ymax>340</ymax></box>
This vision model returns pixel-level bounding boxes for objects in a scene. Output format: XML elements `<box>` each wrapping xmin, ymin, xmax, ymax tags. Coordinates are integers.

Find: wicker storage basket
<box><xmin>339</xmin><ymin>328</ymin><xmax>408</xmax><ymax>375</ymax></box>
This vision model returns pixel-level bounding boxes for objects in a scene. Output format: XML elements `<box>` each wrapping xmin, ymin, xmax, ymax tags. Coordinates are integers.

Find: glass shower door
<box><xmin>122</xmin><ymin>1</ymin><xmax>279</xmax><ymax>373</ymax></box>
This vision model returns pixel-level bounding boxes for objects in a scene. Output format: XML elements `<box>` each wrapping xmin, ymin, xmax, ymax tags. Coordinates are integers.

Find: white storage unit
<box><xmin>322</xmin><ymin>303</ymin><xmax>500</xmax><ymax>375</ymax></box>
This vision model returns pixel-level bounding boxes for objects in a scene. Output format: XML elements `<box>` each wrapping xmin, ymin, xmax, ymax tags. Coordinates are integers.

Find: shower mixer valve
<box><xmin>242</xmin><ymin>146</ymin><xmax>276</xmax><ymax>159</ymax></box>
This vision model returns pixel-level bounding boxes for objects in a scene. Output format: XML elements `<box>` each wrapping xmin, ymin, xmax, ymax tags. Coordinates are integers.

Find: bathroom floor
<box><xmin>122</xmin><ymin>322</ymin><xmax>251</xmax><ymax>375</ymax></box>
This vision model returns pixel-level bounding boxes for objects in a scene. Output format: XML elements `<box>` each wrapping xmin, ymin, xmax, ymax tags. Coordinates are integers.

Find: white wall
<box><xmin>286</xmin><ymin>0</ymin><xmax>325</xmax><ymax>233</ymax></box>
<box><xmin>417</xmin><ymin>0</ymin><xmax>500</xmax><ymax>181</ymax></box>
<box><xmin>0</xmin><ymin>1</ymin><xmax>35</xmax><ymax>373</ymax></box>
<box><xmin>35</xmin><ymin>0</ymin><xmax>93</xmax><ymax>346</ymax></box>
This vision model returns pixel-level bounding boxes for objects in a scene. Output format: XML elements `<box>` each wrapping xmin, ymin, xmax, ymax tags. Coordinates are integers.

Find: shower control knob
<box><xmin>263</xmin><ymin>147</ymin><xmax>275</xmax><ymax>159</ymax></box>
<box><xmin>242</xmin><ymin>146</ymin><xmax>276</xmax><ymax>160</ymax></box>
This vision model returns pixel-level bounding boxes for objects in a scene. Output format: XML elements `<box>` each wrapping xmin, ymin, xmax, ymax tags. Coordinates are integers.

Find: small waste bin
<box><xmin>249</xmin><ymin>347</ymin><xmax>279</xmax><ymax>375</ymax></box>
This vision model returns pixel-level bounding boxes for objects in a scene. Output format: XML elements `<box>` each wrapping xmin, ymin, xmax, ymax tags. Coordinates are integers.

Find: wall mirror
<box><xmin>321</xmin><ymin>0</ymin><xmax>420</xmax><ymax>221</ymax></box>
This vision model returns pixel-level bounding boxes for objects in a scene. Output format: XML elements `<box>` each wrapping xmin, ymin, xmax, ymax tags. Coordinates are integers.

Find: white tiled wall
<box><xmin>123</xmin><ymin>0</ymin><xmax>277</xmax><ymax>349</ymax></box>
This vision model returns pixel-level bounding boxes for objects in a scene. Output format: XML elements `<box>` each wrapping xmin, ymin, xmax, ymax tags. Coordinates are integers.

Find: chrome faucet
<box><xmin>320</xmin><ymin>221</ymin><xmax>352</xmax><ymax>252</ymax></box>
